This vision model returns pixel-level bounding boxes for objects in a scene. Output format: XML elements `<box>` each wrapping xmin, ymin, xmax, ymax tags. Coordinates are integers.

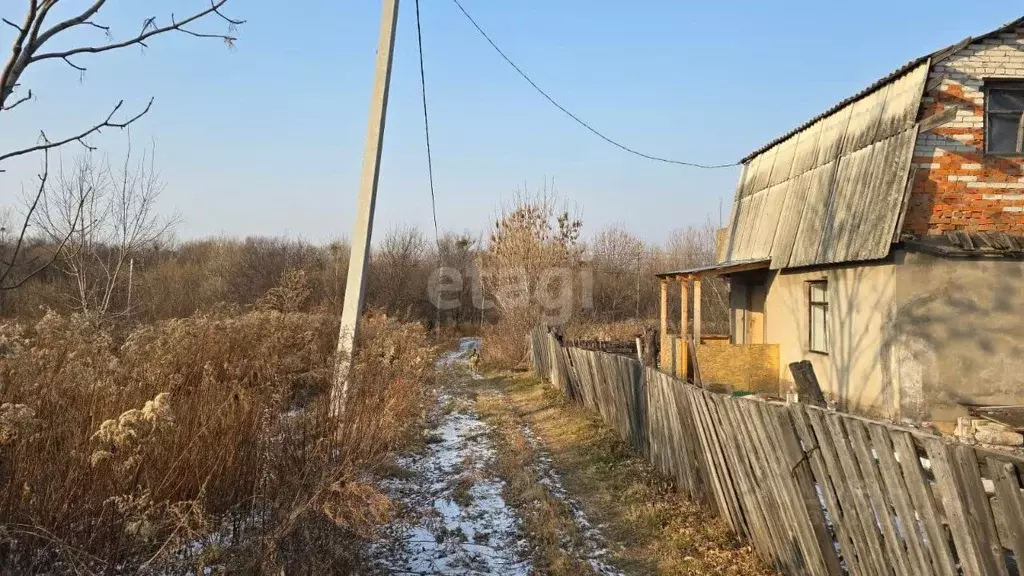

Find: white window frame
<box><xmin>808</xmin><ymin>280</ymin><xmax>828</xmax><ymax>354</ymax></box>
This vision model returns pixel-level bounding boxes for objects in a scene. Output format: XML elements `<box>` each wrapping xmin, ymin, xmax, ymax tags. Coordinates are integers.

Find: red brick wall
<box><xmin>904</xmin><ymin>27</ymin><xmax>1024</xmax><ymax>236</ymax></box>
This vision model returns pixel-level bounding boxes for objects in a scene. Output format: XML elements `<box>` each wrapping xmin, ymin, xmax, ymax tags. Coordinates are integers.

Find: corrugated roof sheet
<box><xmin>717</xmin><ymin>15</ymin><xmax>1024</xmax><ymax>272</ymax></box>
<box><xmin>721</xmin><ymin>65</ymin><xmax>928</xmax><ymax>269</ymax></box>
<box><xmin>739</xmin><ymin>16</ymin><xmax>1024</xmax><ymax>164</ymax></box>
<box><xmin>903</xmin><ymin>232</ymin><xmax>1024</xmax><ymax>257</ymax></box>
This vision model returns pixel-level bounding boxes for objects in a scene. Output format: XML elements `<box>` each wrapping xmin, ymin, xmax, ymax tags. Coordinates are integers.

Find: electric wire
<box><xmin>415</xmin><ymin>0</ymin><xmax>445</xmax><ymax>334</ymax></box>
<box><xmin>449</xmin><ymin>0</ymin><xmax>738</xmax><ymax>170</ymax></box>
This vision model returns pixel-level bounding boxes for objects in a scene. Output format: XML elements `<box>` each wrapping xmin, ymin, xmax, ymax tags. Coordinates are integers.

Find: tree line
<box><xmin>2</xmin><ymin>174</ymin><xmax>728</xmax><ymax>340</ymax></box>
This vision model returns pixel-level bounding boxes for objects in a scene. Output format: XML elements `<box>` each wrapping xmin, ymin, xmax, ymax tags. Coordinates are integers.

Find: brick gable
<box><xmin>905</xmin><ymin>26</ymin><xmax>1024</xmax><ymax>235</ymax></box>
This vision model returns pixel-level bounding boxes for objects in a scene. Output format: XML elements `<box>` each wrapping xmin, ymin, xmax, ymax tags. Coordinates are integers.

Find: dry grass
<box><xmin>476</xmin><ymin>391</ymin><xmax>595</xmax><ymax>575</ymax></box>
<box><xmin>483</xmin><ymin>373</ymin><xmax>775</xmax><ymax>575</ymax></box>
<box><xmin>0</xmin><ymin>308</ymin><xmax>434</xmax><ymax>573</ymax></box>
<box><xmin>479</xmin><ymin>319</ymin><xmax>532</xmax><ymax>370</ymax></box>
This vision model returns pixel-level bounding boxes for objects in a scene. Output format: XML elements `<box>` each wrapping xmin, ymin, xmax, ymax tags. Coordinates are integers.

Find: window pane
<box><xmin>989</xmin><ymin>89</ymin><xmax>1024</xmax><ymax>112</ymax></box>
<box><xmin>989</xmin><ymin>113</ymin><xmax>1021</xmax><ymax>154</ymax></box>
<box><xmin>811</xmin><ymin>305</ymin><xmax>827</xmax><ymax>352</ymax></box>
<box><xmin>810</xmin><ymin>282</ymin><xmax>827</xmax><ymax>304</ymax></box>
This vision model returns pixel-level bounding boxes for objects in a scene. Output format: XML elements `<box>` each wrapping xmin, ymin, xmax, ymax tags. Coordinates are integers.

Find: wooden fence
<box><xmin>529</xmin><ymin>328</ymin><xmax>1024</xmax><ymax>576</ymax></box>
<box><xmin>564</xmin><ymin>339</ymin><xmax>638</xmax><ymax>357</ymax></box>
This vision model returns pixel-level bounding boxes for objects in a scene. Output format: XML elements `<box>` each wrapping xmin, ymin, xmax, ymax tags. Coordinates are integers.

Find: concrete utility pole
<box><xmin>333</xmin><ymin>0</ymin><xmax>401</xmax><ymax>411</ymax></box>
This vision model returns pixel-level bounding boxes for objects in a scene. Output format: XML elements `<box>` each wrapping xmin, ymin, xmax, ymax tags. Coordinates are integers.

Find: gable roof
<box><xmin>718</xmin><ymin>16</ymin><xmax>1024</xmax><ymax>272</ymax></box>
<box><xmin>739</xmin><ymin>16</ymin><xmax>1024</xmax><ymax>164</ymax></box>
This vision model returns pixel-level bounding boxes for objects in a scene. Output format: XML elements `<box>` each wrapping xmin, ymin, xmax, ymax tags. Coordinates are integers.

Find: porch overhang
<box><xmin>655</xmin><ymin>258</ymin><xmax>771</xmax><ymax>280</ymax></box>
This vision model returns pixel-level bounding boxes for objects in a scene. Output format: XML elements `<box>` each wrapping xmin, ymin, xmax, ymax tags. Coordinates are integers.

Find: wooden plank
<box><xmin>988</xmin><ymin>458</ymin><xmax>1024</xmax><ymax>570</ymax></box>
<box><xmin>735</xmin><ymin>399</ymin><xmax>802</xmax><ymax>573</ymax></box>
<box><xmin>647</xmin><ymin>371</ymin><xmax>666</xmax><ymax>475</ymax></box>
<box><xmin>706</xmin><ymin>395</ymin><xmax>752</xmax><ymax>540</ymax></box>
<box><xmin>789</xmin><ymin>361</ymin><xmax>827</xmax><ymax>407</ymax></box>
<box><xmin>670</xmin><ymin>377</ymin><xmax>709</xmax><ymax>503</ymax></box>
<box><xmin>693</xmin><ymin>278</ymin><xmax>702</xmax><ymax>345</ymax></box>
<box><xmin>892</xmin><ymin>164</ymin><xmax>918</xmax><ymax>244</ymax></box>
<box><xmin>771</xmin><ymin>405</ymin><xmax>844</xmax><ymax>575</ymax></box>
<box><xmin>689</xmin><ymin>388</ymin><xmax>743</xmax><ymax>532</ymax></box>
<box><xmin>952</xmin><ymin>444</ymin><xmax>1008</xmax><ymax>576</ymax></box>
<box><xmin>921</xmin><ymin>437</ymin><xmax>988</xmax><ymax>576</ymax></box>
<box><xmin>918</xmin><ymin>106</ymin><xmax>960</xmax><ymax>134</ymax></box>
<box><xmin>680</xmin><ymin>277</ymin><xmax>689</xmax><ymax>344</ymax></box>
<box><xmin>924</xmin><ymin>73</ymin><xmax>947</xmax><ymax>95</ymax></box>
<box><xmin>659</xmin><ymin>280</ymin><xmax>668</xmax><ymax>348</ymax></box>
<box><xmin>844</xmin><ymin>418</ymin><xmax>913</xmax><ymax>576</ymax></box>
<box><xmin>688</xmin><ymin>337</ymin><xmax>703</xmax><ymax>387</ymax></box>
<box><xmin>684</xmin><ymin>386</ymin><xmax>735</xmax><ymax>526</ymax></box>
<box><xmin>714</xmin><ymin>395</ymin><xmax>788</xmax><ymax>570</ymax></box>
<box><xmin>890</xmin><ymin>432</ymin><xmax>958</xmax><ymax>576</ymax></box>
<box><xmin>867</xmin><ymin>423</ymin><xmax>934</xmax><ymax>576</ymax></box>
<box><xmin>669</xmin><ymin>376</ymin><xmax>703</xmax><ymax>501</ymax></box>
<box><xmin>790</xmin><ymin>405</ymin><xmax>864</xmax><ymax>574</ymax></box>
<box><xmin>754</xmin><ymin>402</ymin><xmax>835</xmax><ymax>575</ymax></box>
<box><xmin>740</xmin><ymin>400</ymin><xmax>814</xmax><ymax>574</ymax></box>
<box><xmin>807</xmin><ymin>408</ymin><xmax>890</xmax><ymax>575</ymax></box>
<box><xmin>818</xmin><ymin>410</ymin><xmax>892</xmax><ymax>575</ymax></box>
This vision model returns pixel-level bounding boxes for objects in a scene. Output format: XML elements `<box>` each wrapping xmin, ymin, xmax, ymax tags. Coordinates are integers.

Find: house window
<box><xmin>809</xmin><ymin>281</ymin><xmax>828</xmax><ymax>354</ymax></box>
<box><xmin>986</xmin><ymin>81</ymin><xmax>1024</xmax><ymax>155</ymax></box>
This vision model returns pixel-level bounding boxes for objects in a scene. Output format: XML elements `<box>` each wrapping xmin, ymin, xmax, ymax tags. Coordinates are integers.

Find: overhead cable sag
<box><xmin>449</xmin><ymin>0</ymin><xmax>738</xmax><ymax>170</ymax></box>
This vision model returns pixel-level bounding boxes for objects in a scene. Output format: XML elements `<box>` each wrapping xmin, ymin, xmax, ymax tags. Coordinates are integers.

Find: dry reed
<box><xmin>0</xmin><ymin>308</ymin><xmax>433</xmax><ymax>573</ymax></box>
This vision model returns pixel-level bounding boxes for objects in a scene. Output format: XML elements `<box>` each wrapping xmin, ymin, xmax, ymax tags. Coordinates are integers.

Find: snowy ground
<box><xmin>369</xmin><ymin>338</ymin><xmax>532</xmax><ymax>575</ymax></box>
<box><xmin>368</xmin><ymin>337</ymin><xmax>624</xmax><ymax>575</ymax></box>
<box><xmin>520</xmin><ymin>425</ymin><xmax>624</xmax><ymax>576</ymax></box>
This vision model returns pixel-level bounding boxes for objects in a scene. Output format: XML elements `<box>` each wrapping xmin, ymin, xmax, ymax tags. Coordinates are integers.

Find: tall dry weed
<box><xmin>0</xmin><ymin>307</ymin><xmax>433</xmax><ymax>573</ymax></box>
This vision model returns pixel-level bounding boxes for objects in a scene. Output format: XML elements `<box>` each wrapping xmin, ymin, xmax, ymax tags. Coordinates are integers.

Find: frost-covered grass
<box><xmin>0</xmin><ymin>310</ymin><xmax>434</xmax><ymax>573</ymax></box>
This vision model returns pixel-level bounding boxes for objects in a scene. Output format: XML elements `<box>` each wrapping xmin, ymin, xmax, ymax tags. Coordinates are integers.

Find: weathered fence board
<box><xmin>526</xmin><ymin>329</ymin><xmax>1024</xmax><ymax>576</ymax></box>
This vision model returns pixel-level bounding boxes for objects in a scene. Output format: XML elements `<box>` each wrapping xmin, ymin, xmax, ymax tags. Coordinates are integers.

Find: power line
<box><xmin>415</xmin><ymin>0</ymin><xmax>441</xmax><ymax>244</ymax></box>
<box><xmin>415</xmin><ymin>0</ymin><xmax>444</xmax><ymax>335</ymax></box>
<box><xmin>449</xmin><ymin>0</ymin><xmax>738</xmax><ymax>170</ymax></box>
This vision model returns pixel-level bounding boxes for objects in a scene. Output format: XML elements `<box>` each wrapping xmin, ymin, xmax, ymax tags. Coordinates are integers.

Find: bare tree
<box><xmin>589</xmin><ymin>226</ymin><xmax>645</xmax><ymax>321</ymax></box>
<box><xmin>367</xmin><ymin>225</ymin><xmax>429</xmax><ymax>319</ymax></box>
<box><xmin>33</xmin><ymin>142</ymin><xmax>177</xmax><ymax>320</ymax></box>
<box><xmin>0</xmin><ymin>0</ymin><xmax>242</xmax><ymax>289</ymax></box>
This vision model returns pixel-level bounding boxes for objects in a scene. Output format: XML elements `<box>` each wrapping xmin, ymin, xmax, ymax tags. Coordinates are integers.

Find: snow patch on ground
<box><xmin>371</xmin><ymin>338</ymin><xmax>532</xmax><ymax>575</ymax></box>
<box><xmin>520</xmin><ymin>425</ymin><xmax>625</xmax><ymax>576</ymax></box>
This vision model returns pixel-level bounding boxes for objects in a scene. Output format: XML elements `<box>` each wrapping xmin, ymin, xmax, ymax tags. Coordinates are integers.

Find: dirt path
<box><xmin>368</xmin><ymin>339</ymin><xmax>627</xmax><ymax>575</ymax></box>
<box><xmin>367</xmin><ymin>343</ymin><xmax>770</xmax><ymax>575</ymax></box>
<box><xmin>367</xmin><ymin>339</ymin><xmax>532</xmax><ymax>575</ymax></box>
<box><xmin>476</xmin><ymin>372</ymin><xmax>773</xmax><ymax>576</ymax></box>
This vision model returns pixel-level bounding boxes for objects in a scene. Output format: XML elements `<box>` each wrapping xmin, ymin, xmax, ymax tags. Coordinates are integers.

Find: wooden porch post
<box><xmin>693</xmin><ymin>277</ymin><xmax>702</xmax><ymax>345</ymax></box>
<box><xmin>679</xmin><ymin>276</ymin><xmax>690</xmax><ymax>379</ymax></box>
<box><xmin>680</xmin><ymin>276</ymin><xmax>689</xmax><ymax>342</ymax></box>
<box><xmin>659</xmin><ymin>279</ymin><xmax>668</xmax><ymax>337</ymax></box>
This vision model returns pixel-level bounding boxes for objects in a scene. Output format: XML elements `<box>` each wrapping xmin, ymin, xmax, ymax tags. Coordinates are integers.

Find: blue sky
<box><xmin>1</xmin><ymin>1</ymin><xmax>1021</xmax><ymax>244</ymax></box>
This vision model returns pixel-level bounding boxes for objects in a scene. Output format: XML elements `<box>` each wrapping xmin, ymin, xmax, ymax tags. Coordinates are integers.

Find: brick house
<box><xmin>658</xmin><ymin>16</ymin><xmax>1024</xmax><ymax>426</ymax></box>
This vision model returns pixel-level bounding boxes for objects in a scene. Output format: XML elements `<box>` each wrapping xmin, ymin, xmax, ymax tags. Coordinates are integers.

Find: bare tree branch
<box><xmin>0</xmin><ymin>148</ymin><xmax>86</xmax><ymax>291</ymax></box>
<box><xmin>0</xmin><ymin>0</ymin><xmax>241</xmax><ymax>293</ymax></box>
<box><xmin>2</xmin><ymin>88</ymin><xmax>31</xmax><ymax>111</ymax></box>
<box><xmin>61</xmin><ymin>55</ymin><xmax>85</xmax><ymax>72</ymax></box>
<box><xmin>0</xmin><ymin>98</ymin><xmax>153</xmax><ymax>165</ymax></box>
<box><xmin>81</xmin><ymin>21</ymin><xmax>111</xmax><ymax>35</ymax></box>
<box><xmin>1</xmin><ymin>0</ymin><xmax>242</xmax><ymax>112</ymax></box>
<box><xmin>31</xmin><ymin>1</ymin><xmax>244</xmax><ymax>64</ymax></box>
<box><xmin>2</xmin><ymin>18</ymin><xmax>24</xmax><ymax>33</ymax></box>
